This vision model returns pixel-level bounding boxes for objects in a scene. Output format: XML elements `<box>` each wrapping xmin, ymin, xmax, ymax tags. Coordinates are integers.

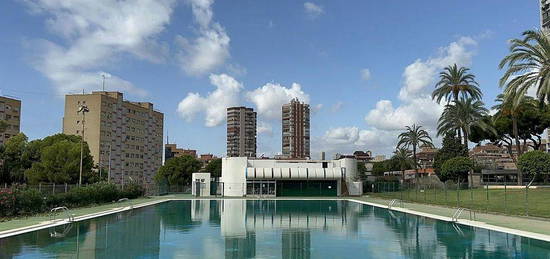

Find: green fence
<box><xmin>369</xmin><ymin>181</ymin><xmax>550</xmax><ymax>218</ymax></box>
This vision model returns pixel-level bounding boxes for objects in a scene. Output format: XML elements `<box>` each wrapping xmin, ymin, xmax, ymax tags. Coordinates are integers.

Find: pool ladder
<box><xmin>50</xmin><ymin>206</ymin><xmax>75</xmax><ymax>222</ymax></box>
<box><xmin>388</xmin><ymin>199</ymin><xmax>402</xmax><ymax>209</ymax></box>
<box><xmin>452</xmin><ymin>208</ymin><xmax>476</xmax><ymax>222</ymax></box>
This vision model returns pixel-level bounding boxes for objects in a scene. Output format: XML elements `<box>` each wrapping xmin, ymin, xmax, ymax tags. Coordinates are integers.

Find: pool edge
<box><xmin>2</xmin><ymin>197</ymin><xmax>550</xmax><ymax>244</ymax></box>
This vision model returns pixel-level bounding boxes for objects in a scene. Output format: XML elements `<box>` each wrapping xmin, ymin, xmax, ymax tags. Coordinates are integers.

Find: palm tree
<box><xmin>437</xmin><ymin>97</ymin><xmax>491</xmax><ymax>150</ymax></box>
<box><xmin>392</xmin><ymin>147</ymin><xmax>414</xmax><ymax>183</ymax></box>
<box><xmin>499</xmin><ymin>30</ymin><xmax>550</xmax><ymax>106</ymax></box>
<box><xmin>432</xmin><ymin>64</ymin><xmax>482</xmax><ymax>104</ymax></box>
<box><xmin>397</xmin><ymin>124</ymin><xmax>433</xmax><ymax>181</ymax></box>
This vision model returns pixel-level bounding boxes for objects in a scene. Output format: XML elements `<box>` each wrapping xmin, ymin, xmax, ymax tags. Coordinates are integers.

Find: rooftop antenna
<box><xmin>166</xmin><ymin>129</ymin><xmax>169</xmax><ymax>144</ymax></box>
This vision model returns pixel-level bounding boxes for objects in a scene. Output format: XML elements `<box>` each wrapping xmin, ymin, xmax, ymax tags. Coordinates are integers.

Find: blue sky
<box><xmin>0</xmin><ymin>0</ymin><xmax>541</xmax><ymax>158</ymax></box>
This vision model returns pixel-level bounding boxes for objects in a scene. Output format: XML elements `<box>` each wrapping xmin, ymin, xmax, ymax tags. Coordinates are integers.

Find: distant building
<box><xmin>165</xmin><ymin>143</ymin><xmax>197</xmax><ymax>161</ymax></box>
<box><xmin>227</xmin><ymin>106</ymin><xmax>257</xmax><ymax>157</ymax></box>
<box><xmin>416</xmin><ymin>145</ymin><xmax>438</xmax><ymax>169</ymax></box>
<box><xmin>199</xmin><ymin>153</ymin><xmax>217</xmax><ymax>164</ymax></box>
<box><xmin>63</xmin><ymin>91</ymin><xmax>163</xmax><ymax>185</ymax></box>
<box><xmin>282</xmin><ymin>98</ymin><xmax>310</xmax><ymax>159</ymax></box>
<box><xmin>372</xmin><ymin>155</ymin><xmax>386</xmax><ymax>162</ymax></box>
<box><xmin>353</xmin><ymin>151</ymin><xmax>372</xmax><ymax>162</ymax></box>
<box><xmin>542</xmin><ymin>0</ymin><xmax>550</xmax><ymax>31</ymax></box>
<box><xmin>0</xmin><ymin>96</ymin><xmax>21</xmax><ymax>146</ymax></box>
<box><xmin>470</xmin><ymin>144</ymin><xmax>517</xmax><ymax>170</ymax></box>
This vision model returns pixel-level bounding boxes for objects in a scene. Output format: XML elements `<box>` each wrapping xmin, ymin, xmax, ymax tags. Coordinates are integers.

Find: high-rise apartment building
<box><xmin>63</xmin><ymin>91</ymin><xmax>163</xmax><ymax>185</ymax></box>
<box><xmin>542</xmin><ymin>0</ymin><xmax>550</xmax><ymax>31</ymax></box>
<box><xmin>227</xmin><ymin>106</ymin><xmax>256</xmax><ymax>157</ymax></box>
<box><xmin>282</xmin><ymin>98</ymin><xmax>310</xmax><ymax>159</ymax></box>
<box><xmin>0</xmin><ymin>96</ymin><xmax>21</xmax><ymax>146</ymax></box>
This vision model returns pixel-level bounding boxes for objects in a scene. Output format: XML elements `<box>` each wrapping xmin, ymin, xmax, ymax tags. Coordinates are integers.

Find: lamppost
<box><xmin>78</xmin><ymin>104</ymin><xmax>89</xmax><ymax>186</ymax></box>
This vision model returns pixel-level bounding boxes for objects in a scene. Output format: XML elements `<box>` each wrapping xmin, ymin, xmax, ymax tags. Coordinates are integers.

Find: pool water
<box><xmin>1</xmin><ymin>200</ymin><xmax>550</xmax><ymax>258</ymax></box>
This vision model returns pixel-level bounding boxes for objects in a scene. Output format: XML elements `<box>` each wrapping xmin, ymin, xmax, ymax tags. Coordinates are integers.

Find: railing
<box><xmin>387</xmin><ymin>199</ymin><xmax>402</xmax><ymax>209</ymax></box>
<box><xmin>50</xmin><ymin>206</ymin><xmax>75</xmax><ymax>222</ymax></box>
<box><xmin>451</xmin><ymin>208</ymin><xmax>464</xmax><ymax>222</ymax></box>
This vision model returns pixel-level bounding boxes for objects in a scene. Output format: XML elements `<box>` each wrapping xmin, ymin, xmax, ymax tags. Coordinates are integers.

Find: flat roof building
<box><xmin>63</xmin><ymin>91</ymin><xmax>163</xmax><ymax>185</ymax></box>
<box><xmin>165</xmin><ymin>143</ymin><xmax>197</xmax><ymax>161</ymax></box>
<box><xmin>227</xmin><ymin>106</ymin><xmax>256</xmax><ymax>157</ymax></box>
<box><xmin>0</xmin><ymin>96</ymin><xmax>21</xmax><ymax>146</ymax></box>
<box><xmin>282</xmin><ymin>98</ymin><xmax>310</xmax><ymax>159</ymax></box>
<box><xmin>221</xmin><ymin>157</ymin><xmax>361</xmax><ymax>197</ymax></box>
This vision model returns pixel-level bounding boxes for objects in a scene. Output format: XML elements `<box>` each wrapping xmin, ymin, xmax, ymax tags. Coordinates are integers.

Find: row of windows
<box><xmin>125</xmin><ymin>153</ymin><xmax>144</xmax><ymax>159</ymax></box>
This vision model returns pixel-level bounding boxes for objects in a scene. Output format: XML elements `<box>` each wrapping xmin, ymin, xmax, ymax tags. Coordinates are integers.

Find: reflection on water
<box><xmin>1</xmin><ymin>200</ymin><xmax>550</xmax><ymax>258</ymax></box>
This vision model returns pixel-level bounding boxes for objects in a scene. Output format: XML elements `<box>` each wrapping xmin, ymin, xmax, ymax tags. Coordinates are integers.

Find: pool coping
<box><xmin>1</xmin><ymin>197</ymin><xmax>550</xmax><ymax>243</ymax></box>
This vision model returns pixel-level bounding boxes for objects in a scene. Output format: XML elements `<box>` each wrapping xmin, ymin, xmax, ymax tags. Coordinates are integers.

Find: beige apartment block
<box><xmin>282</xmin><ymin>98</ymin><xmax>310</xmax><ymax>159</ymax></box>
<box><xmin>227</xmin><ymin>106</ymin><xmax>256</xmax><ymax>157</ymax></box>
<box><xmin>63</xmin><ymin>91</ymin><xmax>163</xmax><ymax>185</ymax></box>
<box><xmin>0</xmin><ymin>96</ymin><xmax>21</xmax><ymax>146</ymax></box>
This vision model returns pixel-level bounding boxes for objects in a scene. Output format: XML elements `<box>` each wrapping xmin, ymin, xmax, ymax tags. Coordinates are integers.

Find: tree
<box><xmin>24</xmin><ymin>139</ymin><xmax>94</xmax><ymax>184</ymax></box>
<box><xmin>432</xmin><ymin>64</ymin><xmax>482</xmax><ymax>104</ymax></box>
<box><xmin>437</xmin><ymin>97</ymin><xmax>491</xmax><ymax>149</ymax></box>
<box><xmin>397</xmin><ymin>124</ymin><xmax>433</xmax><ymax>181</ymax></box>
<box><xmin>0</xmin><ymin>133</ymin><xmax>30</xmax><ymax>184</ymax></box>
<box><xmin>440</xmin><ymin>157</ymin><xmax>473</xmax><ymax>183</ymax></box>
<box><xmin>433</xmin><ymin>131</ymin><xmax>468</xmax><ymax>180</ymax></box>
<box><xmin>492</xmin><ymin>94</ymin><xmax>536</xmax><ymax>158</ymax></box>
<box><xmin>203</xmin><ymin>158</ymin><xmax>222</xmax><ymax>178</ymax></box>
<box><xmin>392</xmin><ymin>148</ymin><xmax>414</xmax><ymax>182</ymax></box>
<box><xmin>155</xmin><ymin>155</ymin><xmax>202</xmax><ymax>185</ymax></box>
<box><xmin>499</xmin><ymin>30</ymin><xmax>550</xmax><ymax>106</ymax></box>
<box><xmin>517</xmin><ymin>151</ymin><xmax>550</xmax><ymax>185</ymax></box>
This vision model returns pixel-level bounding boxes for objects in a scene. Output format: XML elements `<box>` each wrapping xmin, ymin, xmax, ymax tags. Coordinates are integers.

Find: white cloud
<box><xmin>257</xmin><ymin>121</ymin><xmax>273</xmax><ymax>136</ymax></box>
<box><xmin>246</xmin><ymin>82</ymin><xmax>309</xmax><ymax>120</ymax></box>
<box><xmin>22</xmin><ymin>0</ymin><xmax>176</xmax><ymax>96</ymax></box>
<box><xmin>304</xmin><ymin>2</ymin><xmax>324</xmax><ymax>18</ymax></box>
<box><xmin>176</xmin><ymin>0</ymin><xmax>230</xmax><ymax>76</ymax></box>
<box><xmin>365</xmin><ymin>97</ymin><xmax>444</xmax><ymax>131</ymax></box>
<box><xmin>398</xmin><ymin>36</ymin><xmax>477</xmax><ymax>101</ymax></box>
<box><xmin>177</xmin><ymin>73</ymin><xmax>242</xmax><ymax>127</ymax></box>
<box><xmin>360</xmin><ymin>68</ymin><xmax>371</xmax><ymax>82</ymax></box>
<box><xmin>367</xmin><ymin>37</ymin><xmax>477</xmax><ymax>133</ymax></box>
<box><xmin>322</xmin><ymin>37</ymin><xmax>478</xmax><ymax>157</ymax></box>
<box><xmin>312</xmin><ymin>127</ymin><xmax>397</xmax><ymax>158</ymax></box>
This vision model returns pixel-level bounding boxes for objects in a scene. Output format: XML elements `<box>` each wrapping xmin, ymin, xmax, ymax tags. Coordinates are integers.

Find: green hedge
<box><xmin>0</xmin><ymin>182</ymin><xmax>144</xmax><ymax>218</ymax></box>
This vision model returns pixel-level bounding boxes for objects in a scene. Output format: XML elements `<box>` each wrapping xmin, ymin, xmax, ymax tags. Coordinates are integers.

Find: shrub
<box><xmin>88</xmin><ymin>182</ymin><xmax>121</xmax><ymax>203</ymax></box>
<box><xmin>14</xmin><ymin>189</ymin><xmax>44</xmax><ymax>215</ymax></box>
<box><xmin>1</xmin><ymin>183</ymin><xmax>145</xmax><ymax>219</ymax></box>
<box><xmin>121</xmin><ymin>183</ymin><xmax>144</xmax><ymax>199</ymax></box>
<box><xmin>0</xmin><ymin>189</ymin><xmax>17</xmax><ymax>217</ymax></box>
<box><xmin>440</xmin><ymin>156</ymin><xmax>473</xmax><ymax>182</ymax></box>
<box><xmin>517</xmin><ymin>151</ymin><xmax>550</xmax><ymax>181</ymax></box>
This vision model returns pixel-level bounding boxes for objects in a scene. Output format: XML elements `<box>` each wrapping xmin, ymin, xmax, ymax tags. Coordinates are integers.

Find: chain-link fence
<box><xmin>1</xmin><ymin>182</ymin><xmax>192</xmax><ymax>197</ymax></box>
<box><xmin>369</xmin><ymin>180</ymin><xmax>550</xmax><ymax>218</ymax></box>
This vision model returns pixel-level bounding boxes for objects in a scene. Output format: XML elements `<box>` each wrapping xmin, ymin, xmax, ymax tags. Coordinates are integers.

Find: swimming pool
<box><xmin>1</xmin><ymin>200</ymin><xmax>550</xmax><ymax>258</ymax></box>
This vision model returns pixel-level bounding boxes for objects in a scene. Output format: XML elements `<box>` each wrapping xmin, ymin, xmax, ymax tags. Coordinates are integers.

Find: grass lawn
<box><xmin>370</xmin><ymin>186</ymin><xmax>550</xmax><ymax>218</ymax></box>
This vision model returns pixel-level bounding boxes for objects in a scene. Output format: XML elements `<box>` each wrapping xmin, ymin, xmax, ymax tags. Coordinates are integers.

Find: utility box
<box><xmin>192</xmin><ymin>173</ymin><xmax>211</xmax><ymax>197</ymax></box>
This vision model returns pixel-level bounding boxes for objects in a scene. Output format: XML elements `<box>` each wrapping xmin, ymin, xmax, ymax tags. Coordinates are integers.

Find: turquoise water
<box><xmin>1</xmin><ymin>200</ymin><xmax>550</xmax><ymax>258</ymax></box>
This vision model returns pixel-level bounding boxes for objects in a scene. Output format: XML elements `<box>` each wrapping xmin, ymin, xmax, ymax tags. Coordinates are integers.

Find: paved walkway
<box><xmin>352</xmin><ymin>196</ymin><xmax>550</xmax><ymax>236</ymax></box>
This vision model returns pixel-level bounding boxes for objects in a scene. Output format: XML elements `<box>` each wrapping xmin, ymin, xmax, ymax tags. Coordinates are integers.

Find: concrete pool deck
<box><xmin>1</xmin><ymin>194</ymin><xmax>550</xmax><ymax>242</ymax></box>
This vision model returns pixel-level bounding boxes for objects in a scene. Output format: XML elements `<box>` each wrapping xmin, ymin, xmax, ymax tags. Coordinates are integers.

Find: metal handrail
<box><xmin>50</xmin><ymin>206</ymin><xmax>74</xmax><ymax>222</ymax></box>
<box><xmin>451</xmin><ymin>208</ymin><xmax>464</xmax><ymax>222</ymax></box>
<box><xmin>451</xmin><ymin>208</ymin><xmax>476</xmax><ymax>222</ymax></box>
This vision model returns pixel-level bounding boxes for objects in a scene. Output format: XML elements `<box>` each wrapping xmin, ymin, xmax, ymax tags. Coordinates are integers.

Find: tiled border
<box><xmin>1</xmin><ymin>197</ymin><xmax>550</xmax><ymax>244</ymax></box>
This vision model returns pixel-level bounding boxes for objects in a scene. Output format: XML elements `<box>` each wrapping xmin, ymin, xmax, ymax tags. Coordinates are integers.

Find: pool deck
<box><xmin>1</xmin><ymin>194</ymin><xmax>550</xmax><ymax>242</ymax></box>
